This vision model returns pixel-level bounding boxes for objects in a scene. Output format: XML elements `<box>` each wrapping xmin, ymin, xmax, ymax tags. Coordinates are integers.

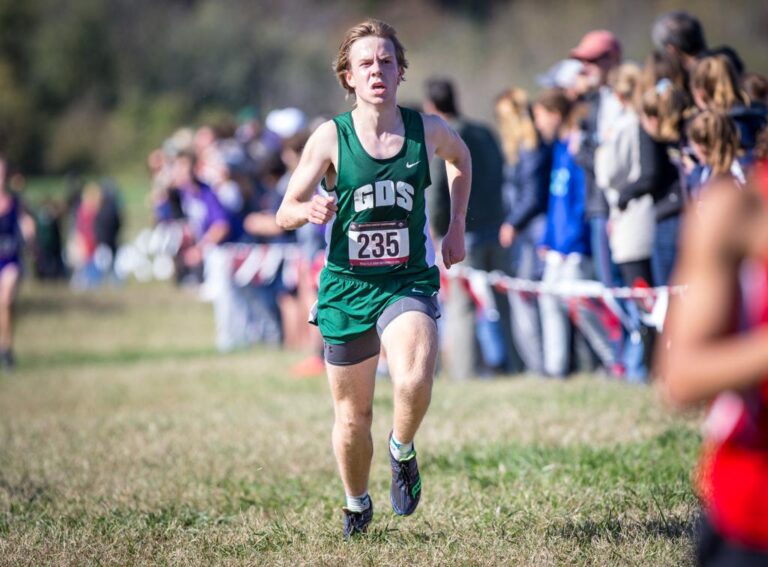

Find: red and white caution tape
<box><xmin>443</xmin><ymin>265</ymin><xmax>683</xmax><ymax>331</ymax></box>
<box><xmin>445</xmin><ymin>265</ymin><xmax>684</xmax><ymax>300</ymax></box>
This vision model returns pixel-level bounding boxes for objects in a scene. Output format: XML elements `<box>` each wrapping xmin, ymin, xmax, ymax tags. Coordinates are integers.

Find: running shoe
<box><xmin>342</xmin><ymin>498</ymin><xmax>373</xmax><ymax>537</ymax></box>
<box><xmin>389</xmin><ymin>432</ymin><xmax>421</xmax><ymax>516</ymax></box>
<box><xmin>0</xmin><ymin>349</ymin><xmax>14</xmax><ymax>371</ymax></box>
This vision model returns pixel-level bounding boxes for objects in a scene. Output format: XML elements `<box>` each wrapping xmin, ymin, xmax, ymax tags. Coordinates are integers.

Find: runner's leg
<box><xmin>326</xmin><ymin>355</ymin><xmax>378</xmax><ymax>497</ymax></box>
<box><xmin>381</xmin><ymin>311</ymin><xmax>438</xmax><ymax>444</ymax></box>
<box><xmin>0</xmin><ymin>264</ymin><xmax>20</xmax><ymax>352</ymax></box>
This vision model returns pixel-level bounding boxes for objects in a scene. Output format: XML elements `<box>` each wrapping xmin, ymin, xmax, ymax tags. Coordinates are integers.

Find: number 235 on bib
<box><xmin>348</xmin><ymin>220</ymin><xmax>410</xmax><ymax>267</ymax></box>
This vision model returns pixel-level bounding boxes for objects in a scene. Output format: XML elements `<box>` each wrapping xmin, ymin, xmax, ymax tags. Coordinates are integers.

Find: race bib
<box><xmin>348</xmin><ymin>220</ymin><xmax>409</xmax><ymax>267</ymax></box>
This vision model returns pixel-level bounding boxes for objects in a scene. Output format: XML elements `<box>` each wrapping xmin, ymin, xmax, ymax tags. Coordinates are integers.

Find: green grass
<box><xmin>0</xmin><ymin>279</ymin><xmax>702</xmax><ymax>565</ymax></box>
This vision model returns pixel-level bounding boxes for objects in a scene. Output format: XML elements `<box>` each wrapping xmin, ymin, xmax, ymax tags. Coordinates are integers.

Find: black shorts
<box><xmin>323</xmin><ymin>295</ymin><xmax>439</xmax><ymax>366</ymax></box>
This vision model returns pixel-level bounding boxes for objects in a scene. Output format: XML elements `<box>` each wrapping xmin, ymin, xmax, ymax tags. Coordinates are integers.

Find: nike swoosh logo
<box><xmin>411</xmin><ymin>288</ymin><xmax>423</xmax><ymax>294</ymax></box>
<box><xmin>405</xmin><ymin>161</ymin><xmax>420</xmax><ymax>168</ymax></box>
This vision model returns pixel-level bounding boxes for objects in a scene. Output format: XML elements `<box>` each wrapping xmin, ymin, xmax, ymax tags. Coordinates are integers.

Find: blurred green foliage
<box><xmin>0</xmin><ymin>0</ymin><xmax>765</xmax><ymax>175</ymax></box>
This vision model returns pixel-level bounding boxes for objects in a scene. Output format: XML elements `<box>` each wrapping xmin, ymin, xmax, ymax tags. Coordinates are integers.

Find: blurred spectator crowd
<box><xmin>21</xmin><ymin>10</ymin><xmax>768</xmax><ymax>381</ymax></box>
<box><xmin>146</xmin><ymin>107</ymin><xmax>327</xmax><ymax>364</ymax></box>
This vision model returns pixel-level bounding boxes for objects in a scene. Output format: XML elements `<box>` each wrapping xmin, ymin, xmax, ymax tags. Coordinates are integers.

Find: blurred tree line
<box><xmin>0</xmin><ymin>0</ymin><xmax>765</xmax><ymax>175</ymax></box>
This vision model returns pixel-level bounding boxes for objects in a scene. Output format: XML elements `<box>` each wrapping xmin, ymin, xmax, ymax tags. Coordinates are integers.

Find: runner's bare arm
<box><xmin>657</xmin><ymin>183</ymin><xmax>768</xmax><ymax>407</ymax></box>
<box><xmin>19</xmin><ymin>209</ymin><xmax>36</xmax><ymax>243</ymax></box>
<box><xmin>423</xmin><ymin>113</ymin><xmax>471</xmax><ymax>269</ymax></box>
<box><xmin>276</xmin><ymin>121</ymin><xmax>338</xmax><ymax>230</ymax></box>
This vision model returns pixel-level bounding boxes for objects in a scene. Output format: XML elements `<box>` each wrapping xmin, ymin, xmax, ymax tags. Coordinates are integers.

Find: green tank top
<box><xmin>324</xmin><ymin>106</ymin><xmax>435</xmax><ymax>278</ymax></box>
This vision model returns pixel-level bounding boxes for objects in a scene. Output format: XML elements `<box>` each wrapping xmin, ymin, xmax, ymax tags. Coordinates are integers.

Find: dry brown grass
<box><xmin>0</xmin><ymin>280</ymin><xmax>701</xmax><ymax>565</ymax></box>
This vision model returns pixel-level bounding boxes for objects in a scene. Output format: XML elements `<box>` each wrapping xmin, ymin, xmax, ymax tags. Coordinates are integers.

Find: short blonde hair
<box><xmin>333</xmin><ymin>19</ymin><xmax>408</xmax><ymax>96</ymax></box>
<box><xmin>495</xmin><ymin>88</ymin><xmax>538</xmax><ymax>166</ymax></box>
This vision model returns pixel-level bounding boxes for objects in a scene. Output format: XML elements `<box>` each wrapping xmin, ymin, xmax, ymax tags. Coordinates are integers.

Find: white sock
<box><xmin>389</xmin><ymin>433</ymin><xmax>414</xmax><ymax>461</ymax></box>
<box><xmin>345</xmin><ymin>492</ymin><xmax>370</xmax><ymax>513</ymax></box>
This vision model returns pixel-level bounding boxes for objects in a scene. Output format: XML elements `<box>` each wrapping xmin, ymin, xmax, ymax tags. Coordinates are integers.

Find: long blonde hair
<box><xmin>691</xmin><ymin>55</ymin><xmax>749</xmax><ymax>110</ymax></box>
<box><xmin>642</xmin><ymin>50</ymin><xmax>688</xmax><ymax>94</ymax></box>
<box><xmin>687</xmin><ymin>110</ymin><xmax>739</xmax><ymax>176</ymax></box>
<box><xmin>640</xmin><ymin>82</ymin><xmax>689</xmax><ymax>143</ymax></box>
<box><xmin>494</xmin><ymin>88</ymin><xmax>538</xmax><ymax>165</ymax></box>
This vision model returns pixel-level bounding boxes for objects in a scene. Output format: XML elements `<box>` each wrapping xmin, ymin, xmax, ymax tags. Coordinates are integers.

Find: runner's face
<box><xmin>346</xmin><ymin>36</ymin><xmax>401</xmax><ymax>105</ymax></box>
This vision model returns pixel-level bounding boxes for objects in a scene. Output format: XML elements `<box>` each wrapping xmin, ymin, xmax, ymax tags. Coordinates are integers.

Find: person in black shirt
<box><xmin>425</xmin><ymin>77</ymin><xmax>518</xmax><ymax>378</ymax></box>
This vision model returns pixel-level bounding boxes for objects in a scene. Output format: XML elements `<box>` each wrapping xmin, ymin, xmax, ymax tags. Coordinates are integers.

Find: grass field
<box><xmin>0</xmin><ymin>279</ymin><xmax>702</xmax><ymax>565</ymax></box>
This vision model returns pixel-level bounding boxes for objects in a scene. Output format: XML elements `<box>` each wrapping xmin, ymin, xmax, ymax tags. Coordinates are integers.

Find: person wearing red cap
<box><xmin>569</xmin><ymin>30</ymin><xmax>625</xmax><ymax>370</ymax></box>
<box><xmin>570</xmin><ymin>30</ymin><xmax>622</xmax><ymax>76</ymax></box>
<box><xmin>569</xmin><ymin>29</ymin><xmax>623</xmax><ymax>284</ymax></box>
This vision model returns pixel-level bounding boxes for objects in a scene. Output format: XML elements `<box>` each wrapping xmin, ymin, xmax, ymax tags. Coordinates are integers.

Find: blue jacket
<box><xmin>541</xmin><ymin>139</ymin><xmax>590</xmax><ymax>255</ymax></box>
<box><xmin>503</xmin><ymin>140</ymin><xmax>552</xmax><ymax>231</ymax></box>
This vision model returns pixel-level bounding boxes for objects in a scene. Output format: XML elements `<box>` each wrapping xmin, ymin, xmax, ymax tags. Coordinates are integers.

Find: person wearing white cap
<box><xmin>536</xmin><ymin>59</ymin><xmax>585</xmax><ymax>101</ymax></box>
<box><xmin>265</xmin><ymin>107</ymin><xmax>308</xmax><ymax>140</ymax></box>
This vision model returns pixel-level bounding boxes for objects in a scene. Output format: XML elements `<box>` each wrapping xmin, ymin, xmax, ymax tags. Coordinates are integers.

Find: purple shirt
<box><xmin>180</xmin><ymin>182</ymin><xmax>229</xmax><ymax>242</ymax></box>
<box><xmin>0</xmin><ymin>195</ymin><xmax>22</xmax><ymax>262</ymax></box>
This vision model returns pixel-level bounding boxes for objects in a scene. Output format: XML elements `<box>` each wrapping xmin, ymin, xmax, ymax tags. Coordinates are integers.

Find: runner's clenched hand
<box><xmin>306</xmin><ymin>195</ymin><xmax>337</xmax><ymax>225</ymax></box>
<box><xmin>441</xmin><ymin>221</ymin><xmax>466</xmax><ymax>269</ymax></box>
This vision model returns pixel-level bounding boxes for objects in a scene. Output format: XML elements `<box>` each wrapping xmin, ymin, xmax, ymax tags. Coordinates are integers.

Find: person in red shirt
<box><xmin>75</xmin><ymin>184</ymin><xmax>101</xmax><ymax>263</ymax></box>
<box><xmin>658</xmin><ymin>129</ymin><xmax>768</xmax><ymax>565</ymax></box>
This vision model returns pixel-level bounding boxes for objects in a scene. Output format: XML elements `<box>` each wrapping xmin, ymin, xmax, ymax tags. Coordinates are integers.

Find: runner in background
<box><xmin>0</xmin><ymin>155</ymin><xmax>35</xmax><ymax>370</ymax></box>
<box><xmin>658</xmin><ymin>129</ymin><xmax>768</xmax><ymax>565</ymax></box>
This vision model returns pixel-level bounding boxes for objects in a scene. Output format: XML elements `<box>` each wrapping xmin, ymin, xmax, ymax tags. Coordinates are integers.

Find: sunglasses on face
<box><xmin>579</xmin><ymin>53</ymin><xmax>612</xmax><ymax>65</ymax></box>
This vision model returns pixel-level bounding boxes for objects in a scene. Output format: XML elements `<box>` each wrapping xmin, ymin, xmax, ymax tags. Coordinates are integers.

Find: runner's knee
<box><xmin>393</xmin><ymin>372</ymin><xmax>433</xmax><ymax>401</ymax></box>
<box><xmin>335</xmin><ymin>406</ymin><xmax>373</xmax><ymax>432</ymax></box>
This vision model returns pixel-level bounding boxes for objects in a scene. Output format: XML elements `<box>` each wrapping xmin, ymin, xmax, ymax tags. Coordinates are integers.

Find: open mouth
<box><xmin>371</xmin><ymin>82</ymin><xmax>387</xmax><ymax>94</ymax></box>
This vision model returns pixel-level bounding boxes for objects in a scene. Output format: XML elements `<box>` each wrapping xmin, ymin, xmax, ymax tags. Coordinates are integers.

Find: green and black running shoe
<box><xmin>389</xmin><ymin>432</ymin><xmax>422</xmax><ymax>516</ymax></box>
<box><xmin>342</xmin><ymin>497</ymin><xmax>373</xmax><ymax>537</ymax></box>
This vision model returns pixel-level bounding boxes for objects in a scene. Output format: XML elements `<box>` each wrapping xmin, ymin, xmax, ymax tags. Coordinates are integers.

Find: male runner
<box><xmin>658</xmin><ymin>143</ymin><xmax>768</xmax><ymax>564</ymax></box>
<box><xmin>276</xmin><ymin>19</ymin><xmax>471</xmax><ymax>536</ymax></box>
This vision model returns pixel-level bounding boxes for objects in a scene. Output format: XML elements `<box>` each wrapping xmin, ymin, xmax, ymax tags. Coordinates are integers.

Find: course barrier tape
<box><xmin>115</xmin><ymin>223</ymin><xmax>306</xmax><ymax>287</ymax></box>
<box><xmin>445</xmin><ymin>264</ymin><xmax>685</xmax><ymax>300</ymax></box>
<box><xmin>442</xmin><ymin>265</ymin><xmax>681</xmax><ymax>332</ymax></box>
<box><xmin>116</xmin><ymin>224</ymin><xmax>680</xmax><ymax>331</ymax></box>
